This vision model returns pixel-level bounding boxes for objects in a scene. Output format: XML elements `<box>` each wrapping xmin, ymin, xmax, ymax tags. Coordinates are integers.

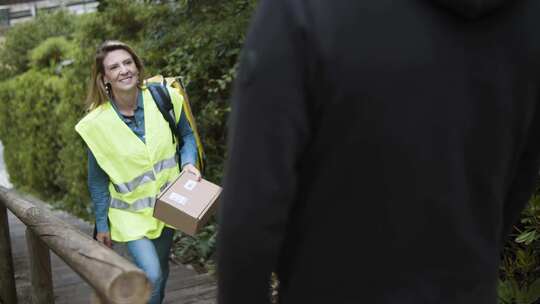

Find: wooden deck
<box><xmin>7</xmin><ymin>197</ymin><xmax>216</xmax><ymax>304</ymax></box>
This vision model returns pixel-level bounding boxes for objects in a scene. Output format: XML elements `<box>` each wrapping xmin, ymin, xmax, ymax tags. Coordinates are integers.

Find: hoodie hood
<box><xmin>431</xmin><ymin>0</ymin><xmax>515</xmax><ymax>19</ymax></box>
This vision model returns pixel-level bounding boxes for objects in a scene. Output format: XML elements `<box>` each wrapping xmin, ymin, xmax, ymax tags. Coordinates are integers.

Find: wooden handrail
<box><xmin>0</xmin><ymin>186</ymin><xmax>151</xmax><ymax>304</ymax></box>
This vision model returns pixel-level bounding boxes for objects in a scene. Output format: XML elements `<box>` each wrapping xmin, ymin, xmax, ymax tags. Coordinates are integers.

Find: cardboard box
<box><xmin>154</xmin><ymin>171</ymin><xmax>221</xmax><ymax>236</ymax></box>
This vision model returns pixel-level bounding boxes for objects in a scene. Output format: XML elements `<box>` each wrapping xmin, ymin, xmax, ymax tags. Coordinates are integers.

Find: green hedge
<box><xmin>0</xmin><ymin>72</ymin><xmax>65</xmax><ymax>198</ymax></box>
<box><xmin>0</xmin><ymin>11</ymin><xmax>75</xmax><ymax>81</ymax></box>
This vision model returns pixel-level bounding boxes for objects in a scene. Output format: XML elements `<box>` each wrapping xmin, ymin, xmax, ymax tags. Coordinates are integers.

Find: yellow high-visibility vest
<box><xmin>75</xmin><ymin>86</ymin><xmax>184</xmax><ymax>242</ymax></box>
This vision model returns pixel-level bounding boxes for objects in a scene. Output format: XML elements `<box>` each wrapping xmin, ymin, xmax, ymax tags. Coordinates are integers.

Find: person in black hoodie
<box><xmin>217</xmin><ymin>0</ymin><xmax>540</xmax><ymax>303</ymax></box>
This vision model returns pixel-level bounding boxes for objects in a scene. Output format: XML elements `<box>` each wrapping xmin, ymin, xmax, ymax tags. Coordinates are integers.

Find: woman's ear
<box><xmin>101</xmin><ymin>76</ymin><xmax>112</xmax><ymax>97</ymax></box>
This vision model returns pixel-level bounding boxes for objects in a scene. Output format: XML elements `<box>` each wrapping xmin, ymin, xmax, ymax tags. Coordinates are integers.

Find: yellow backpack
<box><xmin>145</xmin><ymin>75</ymin><xmax>205</xmax><ymax>172</ymax></box>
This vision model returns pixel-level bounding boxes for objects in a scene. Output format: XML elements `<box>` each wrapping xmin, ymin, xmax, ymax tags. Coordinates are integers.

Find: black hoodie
<box><xmin>433</xmin><ymin>0</ymin><xmax>513</xmax><ymax>18</ymax></box>
<box><xmin>218</xmin><ymin>0</ymin><xmax>540</xmax><ymax>303</ymax></box>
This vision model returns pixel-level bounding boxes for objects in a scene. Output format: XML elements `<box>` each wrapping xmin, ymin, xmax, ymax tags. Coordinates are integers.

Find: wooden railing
<box><xmin>0</xmin><ymin>186</ymin><xmax>151</xmax><ymax>304</ymax></box>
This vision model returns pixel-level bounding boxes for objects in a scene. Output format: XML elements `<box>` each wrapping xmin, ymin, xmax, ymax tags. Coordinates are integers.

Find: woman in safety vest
<box><xmin>76</xmin><ymin>40</ymin><xmax>201</xmax><ymax>304</ymax></box>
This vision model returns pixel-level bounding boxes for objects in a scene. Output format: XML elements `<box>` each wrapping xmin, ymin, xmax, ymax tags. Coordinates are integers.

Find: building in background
<box><xmin>0</xmin><ymin>0</ymin><xmax>98</xmax><ymax>29</ymax></box>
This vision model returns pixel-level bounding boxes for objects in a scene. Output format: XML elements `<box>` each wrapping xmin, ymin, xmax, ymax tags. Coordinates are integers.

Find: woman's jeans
<box><xmin>127</xmin><ymin>227</ymin><xmax>175</xmax><ymax>304</ymax></box>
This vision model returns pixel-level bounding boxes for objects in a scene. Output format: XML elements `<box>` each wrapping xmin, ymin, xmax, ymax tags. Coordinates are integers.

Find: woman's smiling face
<box><xmin>102</xmin><ymin>49</ymin><xmax>139</xmax><ymax>94</ymax></box>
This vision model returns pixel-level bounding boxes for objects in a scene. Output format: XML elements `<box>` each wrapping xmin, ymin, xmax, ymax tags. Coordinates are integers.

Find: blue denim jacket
<box><xmin>87</xmin><ymin>90</ymin><xmax>198</xmax><ymax>232</ymax></box>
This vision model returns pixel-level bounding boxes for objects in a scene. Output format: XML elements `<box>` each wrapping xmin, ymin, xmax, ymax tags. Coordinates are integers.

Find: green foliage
<box><xmin>53</xmin><ymin>55</ymin><xmax>93</xmax><ymax>219</ymax></box>
<box><xmin>29</xmin><ymin>36</ymin><xmax>75</xmax><ymax>70</ymax></box>
<box><xmin>160</xmin><ymin>0</ymin><xmax>254</xmax><ymax>183</ymax></box>
<box><xmin>173</xmin><ymin>222</ymin><xmax>217</xmax><ymax>272</ymax></box>
<box><xmin>0</xmin><ymin>10</ymin><xmax>75</xmax><ymax>79</ymax></box>
<box><xmin>499</xmin><ymin>191</ymin><xmax>540</xmax><ymax>303</ymax></box>
<box><xmin>0</xmin><ymin>71</ymin><xmax>65</xmax><ymax>199</ymax></box>
<box><xmin>499</xmin><ymin>279</ymin><xmax>540</xmax><ymax>304</ymax></box>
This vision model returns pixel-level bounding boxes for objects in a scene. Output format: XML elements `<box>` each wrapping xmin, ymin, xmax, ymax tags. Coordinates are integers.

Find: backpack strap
<box><xmin>167</xmin><ymin>78</ymin><xmax>205</xmax><ymax>173</ymax></box>
<box><xmin>146</xmin><ymin>77</ymin><xmax>205</xmax><ymax>173</ymax></box>
<box><xmin>147</xmin><ymin>84</ymin><xmax>184</xmax><ymax>149</ymax></box>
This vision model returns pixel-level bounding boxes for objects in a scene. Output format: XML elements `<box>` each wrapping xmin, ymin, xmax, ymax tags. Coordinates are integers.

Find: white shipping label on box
<box><xmin>184</xmin><ymin>180</ymin><xmax>197</xmax><ymax>191</ymax></box>
<box><xmin>168</xmin><ymin>192</ymin><xmax>188</xmax><ymax>207</ymax></box>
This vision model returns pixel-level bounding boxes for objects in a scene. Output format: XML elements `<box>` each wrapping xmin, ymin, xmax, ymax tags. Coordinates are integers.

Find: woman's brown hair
<box><xmin>85</xmin><ymin>40</ymin><xmax>145</xmax><ymax>110</ymax></box>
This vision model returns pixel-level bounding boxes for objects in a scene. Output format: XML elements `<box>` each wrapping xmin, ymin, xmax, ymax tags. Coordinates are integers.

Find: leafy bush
<box><xmin>499</xmin><ymin>190</ymin><xmax>540</xmax><ymax>304</ymax></box>
<box><xmin>0</xmin><ymin>10</ymin><xmax>75</xmax><ymax>80</ymax></box>
<box><xmin>0</xmin><ymin>13</ymin><xmax>91</xmax><ymax>218</ymax></box>
<box><xmin>29</xmin><ymin>36</ymin><xmax>75</xmax><ymax>70</ymax></box>
<box><xmin>0</xmin><ymin>71</ymin><xmax>65</xmax><ymax>199</ymax></box>
<box><xmin>173</xmin><ymin>223</ymin><xmax>217</xmax><ymax>273</ymax></box>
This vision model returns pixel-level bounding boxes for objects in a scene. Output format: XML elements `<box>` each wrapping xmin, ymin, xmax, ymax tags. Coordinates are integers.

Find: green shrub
<box><xmin>499</xmin><ymin>190</ymin><xmax>540</xmax><ymax>304</ymax></box>
<box><xmin>0</xmin><ymin>10</ymin><xmax>93</xmax><ymax>218</ymax></box>
<box><xmin>54</xmin><ymin>56</ymin><xmax>93</xmax><ymax>219</ymax></box>
<box><xmin>0</xmin><ymin>10</ymin><xmax>75</xmax><ymax>79</ymax></box>
<box><xmin>29</xmin><ymin>36</ymin><xmax>75</xmax><ymax>70</ymax></box>
<box><xmin>0</xmin><ymin>71</ymin><xmax>65</xmax><ymax>199</ymax></box>
<box><xmin>173</xmin><ymin>222</ymin><xmax>217</xmax><ymax>272</ymax></box>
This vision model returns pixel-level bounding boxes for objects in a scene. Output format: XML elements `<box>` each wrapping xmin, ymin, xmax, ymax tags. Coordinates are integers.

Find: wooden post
<box><xmin>26</xmin><ymin>227</ymin><xmax>54</xmax><ymax>304</ymax></box>
<box><xmin>0</xmin><ymin>201</ymin><xmax>17</xmax><ymax>304</ymax></box>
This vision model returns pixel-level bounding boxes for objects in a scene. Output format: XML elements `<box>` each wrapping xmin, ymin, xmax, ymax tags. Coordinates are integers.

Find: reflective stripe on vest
<box><xmin>110</xmin><ymin>181</ymin><xmax>171</xmax><ymax>211</ymax></box>
<box><xmin>111</xmin><ymin>196</ymin><xmax>155</xmax><ymax>211</ymax></box>
<box><xmin>154</xmin><ymin>155</ymin><xmax>177</xmax><ymax>175</ymax></box>
<box><xmin>113</xmin><ymin>154</ymin><xmax>177</xmax><ymax>194</ymax></box>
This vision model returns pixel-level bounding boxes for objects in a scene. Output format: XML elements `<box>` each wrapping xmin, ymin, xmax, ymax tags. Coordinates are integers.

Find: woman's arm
<box><xmin>87</xmin><ymin>149</ymin><xmax>111</xmax><ymax>233</ymax></box>
<box><xmin>177</xmin><ymin>111</ymin><xmax>200</xmax><ymax>179</ymax></box>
